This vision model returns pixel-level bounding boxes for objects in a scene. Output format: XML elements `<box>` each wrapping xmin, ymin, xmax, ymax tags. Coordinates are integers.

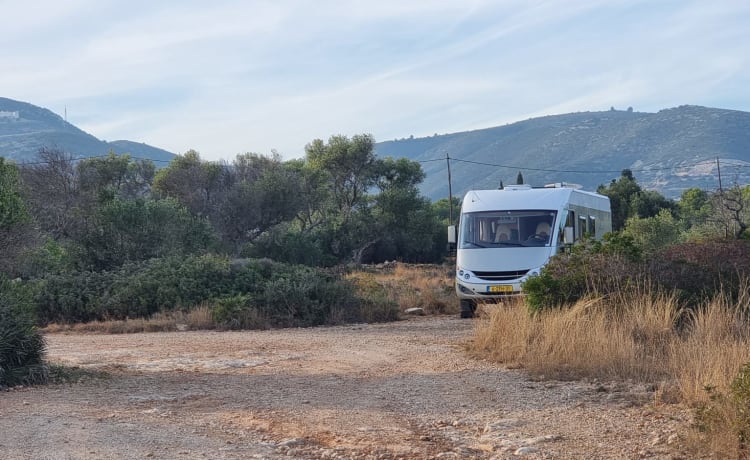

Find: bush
<box><xmin>522</xmin><ymin>236</ymin><xmax>642</xmax><ymax>313</ymax></box>
<box><xmin>696</xmin><ymin>362</ymin><xmax>750</xmax><ymax>457</ymax></box>
<box><xmin>647</xmin><ymin>240</ymin><xmax>750</xmax><ymax>306</ymax></box>
<box><xmin>0</xmin><ymin>279</ymin><xmax>47</xmax><ymax>387</ymax></box>
<box><xmin>32</xmin><ymin>254</ymin><xmax>395</xmax><ymax>329</ymax></box>
<box><xmin>523</xmin><ymin>238</ymin><xmax>750</xmax><ymax>313</ymax></box>
<box><xmin>35</xmin><ymin>254</ymin><xmax>232</xmax><ymax>323</ymax></box>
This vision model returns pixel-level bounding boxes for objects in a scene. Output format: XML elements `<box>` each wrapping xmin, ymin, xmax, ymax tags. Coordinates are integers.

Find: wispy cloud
<box><xmin>1</xmin><ymin>0</ymin><xmax>749</xmax><ymax>160</ymax></box>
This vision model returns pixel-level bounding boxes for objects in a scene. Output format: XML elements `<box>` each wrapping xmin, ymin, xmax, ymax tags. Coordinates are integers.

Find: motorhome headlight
<box><xmin>457</xmin><ymin>267</ymin><xmax>472</xmax><ymax>281</ymax></box>
<box><xmin>527</xmin><ymin>268</ymin><xmax>541</xmax><ymax>277</ymax></box>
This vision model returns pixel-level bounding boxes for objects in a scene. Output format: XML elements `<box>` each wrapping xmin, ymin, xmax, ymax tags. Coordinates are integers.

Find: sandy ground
<box><xmin>0</xmin><ymin>316</ymin><xmax>696</xmax><ymax>459</ymax></box>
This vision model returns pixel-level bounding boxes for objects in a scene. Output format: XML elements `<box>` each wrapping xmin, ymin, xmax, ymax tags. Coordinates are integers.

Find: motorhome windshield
<box><xmin>459</xmin><ymin>210</ymin><xmax>557</xmax><ymax>248</ymax></box>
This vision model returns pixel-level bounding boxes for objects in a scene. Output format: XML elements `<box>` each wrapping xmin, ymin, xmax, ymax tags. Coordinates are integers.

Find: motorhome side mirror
<box><xmin>564</xmin><ymin>226</ymin><xmax>574</xmax><ymax>244</ymax></box>
<box><xmin>447</xmin><ymin>225</ymin><xmax>457</xmax><ymax>244</ymax></box>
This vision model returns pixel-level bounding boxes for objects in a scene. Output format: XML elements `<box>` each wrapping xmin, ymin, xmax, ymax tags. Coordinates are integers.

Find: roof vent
<box><xmin>503</xmin><ymin>184</ymin><xmax>533</xmax><ymax>191</ymax></box>
<box><xmin>544</xmin><ymin>182</ymin><xmax>582</xmax><ymax>189</ymax></box>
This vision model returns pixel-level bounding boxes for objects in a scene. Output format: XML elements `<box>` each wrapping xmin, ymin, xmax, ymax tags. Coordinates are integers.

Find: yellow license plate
<box><xmin>488</xmin><ymin>285</ymin><xmax>513</xmax><ymax>293</ymax></box>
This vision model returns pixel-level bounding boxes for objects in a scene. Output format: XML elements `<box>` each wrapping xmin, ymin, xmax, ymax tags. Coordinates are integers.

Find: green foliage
<box><xmin>599</xmin><ymin>232</ymin><xmax>643</xmax><ymax>262</ymax></box>
<box><xmin>524</xmin><ymin>237</ymin><xmax>750</xmax><ymax>313</ymax></box>
<box><xmin>31</xmin><ymin>254</ymin><xmax>396</xmax><ymax>329</ymax></box>
<box><xmin>597</xmin><ymin>169</ymin><xmax>642</xmax><ymax>231</ymax></box>
<box><xmin>679</xmin><ymin>187</ymin><xmax>712</xmax><ymax>227</ymax></box>
<box><xmin>0</xmin><ymin>158</ymin><xmax>29</xmax><ymax>230</ymax></box>
<box><xmin>305</xmin><ymin>134</ymin><xmax>377</xmax><ymax>214</ymax></box>
<box><xmin>0</xmin><ymin>278</ymin><xmax>47</xmax><ymax>387</ymax></box>
<box><xmin>622</xmin><ymin>209</ymin><xmax>683</xmax><ymax>256</ymax></box>
<box><xmin>244</xmin><ymin>224</ymin><xmax>337</xmax><ymax>267</ymax></box>
<box><xmin>18</xmin><ymin>239</ymin><xmax>74</xmax><ymax>277</ymax></box>
<box><xmin>36</xmin><ymin>254</ymin><xmax>232</xmax><ymax>323</ymax></box>
<box><xmin>76</xmin><ymin>197</ymin><xmax>216</xmax><ymax>271</ymax></box>
<box><xmin>432</xmin><ymin>196</ymin><xmax>461</xmax><ymax>225</ymax></box>
<box><xmin>696</xmin><ymin>363</ymin><xmax>750</xmax><ymax>454</ymax></box>
<box><xmin>153</xmin><ymin>150</ymin><xmax>223</xmax><ymax>216</ymax></box>
<box><xmin>77</xmin><ymin>151</ymin><xmax>154</xmax><ymax>200</ymax></box>
<box><xmin>522</xmin><ymin>235</ymin><xmax>643</xmax><ymax>313</ymax></box>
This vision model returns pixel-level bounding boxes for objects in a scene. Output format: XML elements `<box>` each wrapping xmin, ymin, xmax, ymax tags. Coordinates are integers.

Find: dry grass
<box><xmin>44</xmin><ymin>263</ymin><xmax>457</xmax><ymax>334</ymax></box>
<box><xmin>471</xmin><ymin>288</ymin><xmax>682</xmax><ymax>382</ymax></box>
<box><xmin>354</xmin><ymin>262</ymin><xmax>457</xmax><ymax>315</ymax></box>
<box><xmin>43</xmin><ymin>306</ymin><xmax>217</xmax><ymax>334</ymax></box>
<box><xmin>470</xmin><ymin>281</ymin><xmax>750</xmax><ymax>459</ymax></box>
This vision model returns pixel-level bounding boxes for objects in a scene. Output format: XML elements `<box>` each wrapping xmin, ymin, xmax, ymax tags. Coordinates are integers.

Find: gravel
<box><xmin>0</xmin><ymin>316</ymin><xmax>696</xmax><ymax>459</ymax></box>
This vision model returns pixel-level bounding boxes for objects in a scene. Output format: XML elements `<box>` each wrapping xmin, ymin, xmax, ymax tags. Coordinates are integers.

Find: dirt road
<box><xmin>1</xmin><ymin>316</ymin><xmax>693</xmax><ymax>459</ymax></box>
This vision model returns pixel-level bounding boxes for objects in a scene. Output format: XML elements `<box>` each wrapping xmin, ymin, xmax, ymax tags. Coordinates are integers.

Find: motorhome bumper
<box><xmin>456</xmin><ymin>279</ymin><xmax>523</xmax><ymax>298</ymax></box>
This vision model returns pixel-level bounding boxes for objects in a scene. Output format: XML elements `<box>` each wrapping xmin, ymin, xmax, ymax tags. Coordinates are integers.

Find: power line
<box><xmin>9</xmin><ymin>151</ymin><xmax>750</xmax><ymax>176</ymax></box>
<box><xmin>415</xmin><ymin>156</ymin><xmax>750</xmax><ymax>175</ymax></box>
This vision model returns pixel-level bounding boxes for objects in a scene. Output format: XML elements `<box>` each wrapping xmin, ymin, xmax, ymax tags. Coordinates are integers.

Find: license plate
<box><xmin>488</xmin><ymin>285</ymin><xmax>513</xmax><ymax>293</ymax></box>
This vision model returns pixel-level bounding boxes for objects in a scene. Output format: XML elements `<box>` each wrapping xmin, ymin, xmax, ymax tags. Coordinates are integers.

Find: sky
<box><xmin>2</xmin><ymin>0</ymin><xmax>749</xmax><ymax>162</ymax></box>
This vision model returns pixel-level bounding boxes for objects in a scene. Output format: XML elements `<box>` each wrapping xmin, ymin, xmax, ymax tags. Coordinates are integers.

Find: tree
<box><xmin>0</xmin><ymin>158</ymin><xmax>32</xmax><ymax>275</ymax></box>
<box><xmin>678</xmin><ymin>188</ymin><xmax>712</xmax><ymax>228</ymax></box>
<box><xmin>77</xmin><ymin>151</ymin><xmax>155</xmax><ymax>200</ymax></box>
<box><xmin>19</xmin><ymin>148</ymin><xmax>80</xmax><ymax>240</ymax></box>
<box><xmin>305</xmin><ymin>134</ymin><xmax>377</xmax><ymax>217</ymax></box>
<box><xmin>0</xmin><ymin>158</ymin><xmax>28</xmax><ymax>230</ymax></box>
<box><xmin>597</xmin><ymin>169</ymin><xmax>643</xmax><ymax>231</ymax></box>
<box><xmin>76</xmin><ymin>197</ymin><xmax>216</xmax><ymax>270</ymax></box>
<box><xmin>715</xmin><ymin>184</ymin><xmax>750</xmax><ymax>239</ymax></box>
<box><xmin>153</xmin><ymin>150</ymin><xmax>224</xmax><ymax>217</ymax></box>
<box><xmin>516</xmin><ymin>171</ymin><xmax>524</xmax><ymax>185</ymax></box>
<box><xmin>622</xmin><ymin>209</ymin><xmax>682</xmax><ymax>255</ymax></box>
<box><xmin>215</xmin><ymin>154</ymin><xmax>304</xmax><ymax>255</ymax></box>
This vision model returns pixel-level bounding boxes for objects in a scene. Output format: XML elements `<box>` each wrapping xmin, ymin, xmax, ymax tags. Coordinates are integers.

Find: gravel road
<box><xmin>1</xmin><ymin>316</ymin><xmax>695</xmax><ymax>459</ymax></box>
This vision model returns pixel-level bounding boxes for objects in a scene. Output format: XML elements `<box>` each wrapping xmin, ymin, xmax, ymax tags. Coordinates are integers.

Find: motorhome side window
<box><xmin>459</xmin><ymin>210</ymin><xmax>557</xmax><ymax>248</ymax></box>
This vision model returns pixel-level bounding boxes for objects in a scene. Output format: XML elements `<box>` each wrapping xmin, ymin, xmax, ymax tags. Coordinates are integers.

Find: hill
<box><xmin>0</xmin><ymin>97</ymin><xmax>175</xmax><ymax>164</ymax></box>
<box><xmin>374</xmin><ymin>105</ymin><xmax>750</xmax><ymax>200</ymax></box>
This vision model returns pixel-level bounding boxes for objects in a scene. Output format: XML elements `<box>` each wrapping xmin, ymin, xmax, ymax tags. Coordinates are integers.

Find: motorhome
<box><xmin>449</xmin><ymin>183</ymin><xmax>612</xmax><ymax>318</ymax></box>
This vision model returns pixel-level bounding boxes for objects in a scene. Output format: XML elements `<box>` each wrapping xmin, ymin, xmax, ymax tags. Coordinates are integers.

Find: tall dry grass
<box><xmin>43</xmin><ymin>306</ymin><xmax>216</xmax><ymax>334</ymax></box>
<box><xmin>472</xmin><ymin>285</ymin><xmax>750</xmax><ymax>393</ymax></box>
<box><xmin>470</xmin><ymin>281</ymin><xmax>750</xmax><ymax>459</ymax></box>
<box><xmin>471</xmin><ymin>287</ymin><xmax>682</xmax><ymax>382</ymax></box>
<box><xmin>349</xmin><ymin>262</ymin><xmax>457</xmax><ymax>315</ymax></box>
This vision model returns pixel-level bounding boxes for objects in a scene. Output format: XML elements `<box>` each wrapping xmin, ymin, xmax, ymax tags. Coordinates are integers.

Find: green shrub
<box><xmin>522</xmin><ymin>237</ymin><xmax>642</xmax><ymax>313</ymax></box>
<box><xmin>696</xmin><ymin>362</ymin><xmax>750</xmax><ymax>456</ymax></box>
<box><xmin>347</xmin><ymin>273</ymin><xmax>400</xmax><ymax>323</ymax></box>
<box><xmin>36</xmin><ymin>254</ymin><xmax>232</xmax><ymax>323</ymax></box>
<box><xmin>0</xmin><ymin>280</ymin><xmax>47</xmax><ymax>387</ymax></box>
<box><xmin>32</xmin><ymin>254</ymin><xmax>395</xmax><ymax>329</ymax></box>
<box><xmin>210</xmin><ymin>295</ymin><xmax>267</xmax><ymax>330</ymax></box>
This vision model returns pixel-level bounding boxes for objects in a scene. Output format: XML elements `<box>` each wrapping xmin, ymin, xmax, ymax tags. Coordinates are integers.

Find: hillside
<box><xmin>0</xmin><ymin>97</ymin><xmax>174</xmax><ymax>164</ymax></box>
<box><xmin>375</xmin><ymin>106</ymin><xmax>750</xmax><ymax>200</ymax></box>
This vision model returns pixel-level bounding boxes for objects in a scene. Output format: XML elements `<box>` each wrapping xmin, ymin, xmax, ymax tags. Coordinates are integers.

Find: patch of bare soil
<box><xmin>1</xmin><ymin>316</ymin><xmax>694</xmax><ymax>459</ymax></box>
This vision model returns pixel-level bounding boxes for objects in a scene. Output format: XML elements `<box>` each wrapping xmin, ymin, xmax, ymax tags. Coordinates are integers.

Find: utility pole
<box><xmin>717</xmin><ymin>156</ymin><xmax>728</xmax><ymax>238</ymax></box>
<box><xmin>446</xmin><ymin>152</ymin><xmax>454</xmax><ymax>225</ymax></box>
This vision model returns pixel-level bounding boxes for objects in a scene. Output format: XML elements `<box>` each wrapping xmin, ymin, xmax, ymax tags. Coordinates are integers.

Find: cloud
<box><xmin>1</xmin><ymin>0</ymin><xmax>749</xmax><ymax>161</ymax></box>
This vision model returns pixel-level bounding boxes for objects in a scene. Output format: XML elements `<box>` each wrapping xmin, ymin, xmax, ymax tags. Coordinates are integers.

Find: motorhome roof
<box><xmin>461</xmin><ymin>187</ymin><xmax>608</xmax><ymax>213</ymax></box>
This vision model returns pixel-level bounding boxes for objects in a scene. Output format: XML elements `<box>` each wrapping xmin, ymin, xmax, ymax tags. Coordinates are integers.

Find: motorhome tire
<box><xmin>459</xmin><ymin>299</ymin><xmax>476</xmax><ymax>319</ymax></box>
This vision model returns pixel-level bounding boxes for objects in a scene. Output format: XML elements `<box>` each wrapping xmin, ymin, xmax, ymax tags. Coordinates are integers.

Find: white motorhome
<box><xmin>450</xmin><ymin>184</ymin><xmax>612</xmax><ymax>318</ymax></box>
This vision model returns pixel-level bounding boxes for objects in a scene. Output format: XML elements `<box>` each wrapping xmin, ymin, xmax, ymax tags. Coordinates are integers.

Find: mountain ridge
<box><xmin>374</xmin><ymin>105</ymin><xmax>750</xmax><ymax>200</ymax></box>
<box><xmin>0</xmin><ymin>97</ymin><xmax>175</xmax><ymax>164</ymax></box>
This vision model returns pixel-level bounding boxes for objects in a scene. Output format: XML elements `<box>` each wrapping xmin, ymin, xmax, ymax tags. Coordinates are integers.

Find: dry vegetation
<box><xmin>469</xmin><ymin>282</ymin><xmax>750</xmax><ymax>458</ymax></box>
<box><xmin>43</xmin><ymin>263</ymin><xmax>457</xmax><ymax>334</ymax></box>
<box><xmin>36</xmin><ymin>263</ymin><xmax>750</xmax><ymax>456</ymax></box>
<box><xmin>43</xmin><ymin>306</ymin><xmax>215</xmax><ymax>334</ymax></box>
<box><xmin>346</xmin><ymin>262</ymin><xmax>457</xmax><ymax>315</ymax></box>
